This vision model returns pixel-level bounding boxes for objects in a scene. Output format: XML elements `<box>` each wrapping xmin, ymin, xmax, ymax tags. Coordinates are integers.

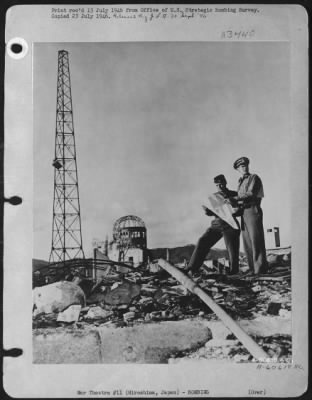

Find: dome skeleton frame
<box><xmin>112</xmin><ymin>215</ymin><xmax>146</xmax><ymax>260</ymax></box>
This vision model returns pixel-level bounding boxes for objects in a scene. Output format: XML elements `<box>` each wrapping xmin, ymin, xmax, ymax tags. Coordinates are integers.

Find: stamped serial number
<box><xmin>221</xmin><ymin>29</ymin><xmax>255</xmax><ymax>39</ymax></box>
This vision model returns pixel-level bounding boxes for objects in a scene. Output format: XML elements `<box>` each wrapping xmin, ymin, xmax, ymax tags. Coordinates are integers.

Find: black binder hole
<box><xmin>7</xmin><ymin>38</ymin><xmax>28</xmax><ymax>59</ymax></box>
<box><xmin>3</xmin><ymin>196</ymin><xmax>23</xmax><ymax>205</ymax></box>
<box><xmin>3</xmin><ymin>348</ymin><xmax>23</xmax><ymax>357</ymax></box>
<box><xmin>10</xmin><ymin>43</ymin><xmax>23</xmax><ymax>54</ymax></box>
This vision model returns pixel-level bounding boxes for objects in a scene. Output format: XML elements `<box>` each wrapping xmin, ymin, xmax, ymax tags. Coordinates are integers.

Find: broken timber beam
<box><xmin>255</xmin><ymin>275</ymin><xmax>291</xmax><ymax>282</ymax></box>
<box><xmin>157</xmin><ymin>258</ymin><xmax>269</xmax><ymax>361</ymax></box>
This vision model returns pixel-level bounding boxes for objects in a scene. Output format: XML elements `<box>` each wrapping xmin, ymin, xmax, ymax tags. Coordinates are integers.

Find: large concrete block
<box><xmin>238</xmin><ymin>316</ymin><xmax>291</xmax><ymax>337</ymax></box>
<box><xmin>98</xmin><ymin>320</ymin><xmax>211</xmax><ymax>363</ymax></box>
<box><xmin>204</xmin><ymin>316</ymin><xmax>291</xmax><ymax>341</ymax></box>
<box><xmin>33</xmin><ymin>320</ymin><xmax>211</xmax><ymax>364</ymax></box>
<box><xmin>33</xmin><ymin>328</ymin><xmax>101</xmax><ymax>364</ymax></box>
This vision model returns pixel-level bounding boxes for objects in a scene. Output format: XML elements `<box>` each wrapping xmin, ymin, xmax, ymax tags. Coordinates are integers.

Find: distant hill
<box><xmin>148</xmin><ymin>245</ymin><xmax>230</xmax><ymax>265</ymax></box>
<box><xmin>32</xmin><ymin>257</ymin><xmax>88</xmax><ymax>272</ymax></box>
<box><xmin>33</xmin><ymin>258</ymin><xmax>49</xmax><ymax>272</ymax></box>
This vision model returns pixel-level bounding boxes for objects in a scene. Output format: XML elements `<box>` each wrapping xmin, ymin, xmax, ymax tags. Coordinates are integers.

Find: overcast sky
<box><xmin>34</xmin><ymin>42</ymin><xmax>291</xmax><ymax>260</ymax></box>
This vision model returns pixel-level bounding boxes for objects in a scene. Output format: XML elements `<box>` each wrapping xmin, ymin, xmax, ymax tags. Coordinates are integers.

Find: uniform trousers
<box><xmin>241</xmin><ymin>205</ymin><xmax>268</xmax><ymax>274</ymax></box>
<box><xmin>188</xmin><ymin>226</ymin><xmax>240</xmax><ymax>274</ymax></box>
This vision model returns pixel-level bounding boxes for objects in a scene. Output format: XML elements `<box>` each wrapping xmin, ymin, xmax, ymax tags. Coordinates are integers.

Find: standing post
<box><xmin>274</xmin><ymin>227</ymin><xmax>280</xmax><ymax>247</ymax></box>
<box><xmin>92</xmin><ymin>247</ymin><xmax>97</xmax><ymax>282</ymax></box>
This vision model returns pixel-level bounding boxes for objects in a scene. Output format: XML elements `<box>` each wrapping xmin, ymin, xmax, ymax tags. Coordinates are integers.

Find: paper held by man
<box><xmin>206</xmin><ymin>193</ymin><xmax>239</xmax><ymax>230</ymax></box>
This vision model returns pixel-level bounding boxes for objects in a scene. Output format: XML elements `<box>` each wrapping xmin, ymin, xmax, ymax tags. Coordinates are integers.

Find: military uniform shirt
<box><xmin>237</xmin><ymin>173</ymin><xmax>264</xmax><ymax>204</ymax></box>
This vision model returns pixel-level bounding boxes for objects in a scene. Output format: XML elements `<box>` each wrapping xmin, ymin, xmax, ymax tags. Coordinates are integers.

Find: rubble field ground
<box><xmin>33</xmin><ymin>258</ymin><xmax>291</xmax><ymax>364</ymax></box>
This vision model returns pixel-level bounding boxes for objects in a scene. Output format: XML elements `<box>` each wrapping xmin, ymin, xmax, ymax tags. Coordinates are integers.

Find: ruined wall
<box><xmin>108</xmin><ymin>245</ymin><xmax>144</xmax><ymax>268</ymax></box>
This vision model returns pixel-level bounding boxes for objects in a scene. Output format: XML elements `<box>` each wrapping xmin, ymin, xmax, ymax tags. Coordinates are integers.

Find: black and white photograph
<box><xmin>32</xmin><ymin>40</ymin><xmax>293</xmax><ymax>363</ymax></box>
<box><xmin>4</xmin><ymin>4</ymin><xmax>308</xmax><ymax>398</ymax></box>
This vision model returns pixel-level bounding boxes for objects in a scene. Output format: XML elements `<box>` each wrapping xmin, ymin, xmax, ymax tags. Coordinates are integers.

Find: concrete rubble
<box><xmin>33</xmin><ymin>281</ymin><xmax>86</xmax><ymax>316</ymax></box>
<box><xmin>33</xmin><ymin>257</ymin><xmax>292</xmax><ymax>363</ymax></box>
<box><xmin>57</xmin><ymin>304</ymin><xmax>82</xmax><ymax>323</ymax></box>
<box><xmin>85</xmin><ymin>306</ymin><xmax>113</xmax><ymax>320</ymax></box>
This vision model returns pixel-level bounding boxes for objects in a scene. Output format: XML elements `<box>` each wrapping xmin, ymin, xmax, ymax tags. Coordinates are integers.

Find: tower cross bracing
<box><xmin>49</xmin><ymin>50</ymin><xmax>85</xmax><ymax>264</ymax></box>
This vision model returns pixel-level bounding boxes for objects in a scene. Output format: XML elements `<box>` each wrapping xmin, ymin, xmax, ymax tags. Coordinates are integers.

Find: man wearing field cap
<box><xmin>230</xmin><ymin>157</ymin><xmax>268</xmax><ymax>275</ymax></box>
<box><xmin>186</xmin><ymin>174</ymin><xmax>240</xmax><ymax>275</ymax></box>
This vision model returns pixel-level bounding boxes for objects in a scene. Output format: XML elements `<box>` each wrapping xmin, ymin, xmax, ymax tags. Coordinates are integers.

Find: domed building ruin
<box><xmin>94</xmin><ymin>215</ymin><xmax>147</xmax><ymax>268</ymax></box>
<box><xmin>109</xmin><ymin>215</ymin><xmax>147</xmax><ymax>266</ymax></box>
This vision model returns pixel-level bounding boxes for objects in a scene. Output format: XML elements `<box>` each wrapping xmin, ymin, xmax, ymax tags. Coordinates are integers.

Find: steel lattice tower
<box><xmin>49</xmin><ymin>50</ymin><xmax>85</xmax><ymax>264</ymax></box>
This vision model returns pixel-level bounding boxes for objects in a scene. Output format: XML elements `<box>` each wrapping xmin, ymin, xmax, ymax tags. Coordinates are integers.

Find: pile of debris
<box><xmin>33</xmin><ymin>272</ymin><xmax>215</xmax><ymax>328</ymax></box>
<box><xmin>33</xmin><ymin>259</ymin><xmax>291</xmax><ymax>362</ymax></box>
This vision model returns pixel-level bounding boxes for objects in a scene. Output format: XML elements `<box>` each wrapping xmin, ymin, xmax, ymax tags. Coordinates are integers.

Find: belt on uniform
<box><xmin>243</xmin><ymin>202</ymin><xmax>261</xmax><ymax>209</ymax></box>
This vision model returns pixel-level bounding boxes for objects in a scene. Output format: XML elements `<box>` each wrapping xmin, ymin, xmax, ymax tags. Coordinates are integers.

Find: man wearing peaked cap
<box><xmin>233</xmin><ymin>156</ymin><xmax>249</xmax><ymax>170</ymax></box>
<box><xmin>186</xmin><ymin>174</ymin><xmax>241</xmax><ymax>275</ymax></box>
<box><xmin>229</xmin><ymin>157</ymin><xmax>268</xmax><ymax>275</ymax></box>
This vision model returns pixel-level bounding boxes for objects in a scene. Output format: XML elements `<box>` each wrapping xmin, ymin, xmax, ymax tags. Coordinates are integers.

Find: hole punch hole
<box><xmin>3</xmin><ymin>348</ymin><xmax>23</xmax><ymax>358</ymax></box>
<box><xmin>7</xmin><ymin>38</ymin><xmax>28</xmax><ymax>59</ymax></box>
<box><xmin>3</xmin><ymin>195</ymin><xmax>23</xmax><ymax>205</ymax></box>
<box><xmin>11</xmin><ymin>43</ymin><xmax>23</xmax><ymax>54</ymax></box>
